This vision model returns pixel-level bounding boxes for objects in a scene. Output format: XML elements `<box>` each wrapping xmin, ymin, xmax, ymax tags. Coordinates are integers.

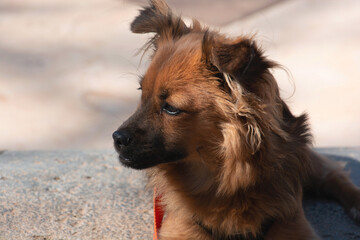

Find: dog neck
<box><xmin>148</xmin><ymin>161</ymin><xmax>276</xmax><ymax>237</ymax></box>
<box><xmin>193</xmin><ymin>215</ymin><xmax>274</xmax><ymax>240</ymax></box>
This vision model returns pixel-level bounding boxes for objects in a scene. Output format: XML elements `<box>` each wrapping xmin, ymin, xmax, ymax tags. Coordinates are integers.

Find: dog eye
<box><xmin>161</xmin><ymin>103</ymin><xmax>182</xmax><ymax>116</ymax></box>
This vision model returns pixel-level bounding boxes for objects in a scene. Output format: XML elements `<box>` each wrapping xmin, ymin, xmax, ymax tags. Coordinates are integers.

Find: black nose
<box><xmin>112</xmin><ymin>130</ymin><xmax>132</xmax><ymax>146</ymax></box>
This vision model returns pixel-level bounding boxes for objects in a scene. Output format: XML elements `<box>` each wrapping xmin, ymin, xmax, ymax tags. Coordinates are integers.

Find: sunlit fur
<box><xmin>116</xmin><ymin>1</ymin><xmax>360</xmax><ymax>239</ymax></box>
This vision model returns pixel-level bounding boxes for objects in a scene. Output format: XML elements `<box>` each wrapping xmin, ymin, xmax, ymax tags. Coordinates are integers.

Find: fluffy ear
<box><xmin>202</xmin><ymin>33</ymin><xmax>276</xmax><ymax>97</ymax></box>
<box><xmin>131</xmin><ymin>0</ymin><xmax>189</xmax><ymax>39</ymax></box>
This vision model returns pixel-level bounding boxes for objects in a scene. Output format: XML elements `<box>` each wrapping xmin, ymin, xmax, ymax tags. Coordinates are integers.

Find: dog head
<box><xmin>113</xmin><ymin>0</ymin><xmax>310</xmax><ymax>191</ymax></box>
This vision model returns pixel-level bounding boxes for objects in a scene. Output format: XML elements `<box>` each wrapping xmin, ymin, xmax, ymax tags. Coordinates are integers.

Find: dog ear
<box><xmin>203</xmin><ymin>33</ymin><xmax>273</xmax><ymax>154</ymax></box>
<box><xmin>131</xmin><ymin>0</ymin><xmax>189</xmax><ymax>40</ymax></box>
<box><xmin>202</xmin><ymin>33</ymin><xmax>276</xmax><ymax>97</ymax></box>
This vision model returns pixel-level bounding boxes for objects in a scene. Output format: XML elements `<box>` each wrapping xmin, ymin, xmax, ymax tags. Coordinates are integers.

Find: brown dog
<box><xmin>113</xmin><ymin>1</ymin><xmax>360</xmax><ymax>239</ymax></box>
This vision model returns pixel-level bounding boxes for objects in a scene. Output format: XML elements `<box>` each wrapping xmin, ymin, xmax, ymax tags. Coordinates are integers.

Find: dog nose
<box><xmin>112</xmin><ymin>130</ymin><xmax>132</xmax><ymax>146</ymax></box>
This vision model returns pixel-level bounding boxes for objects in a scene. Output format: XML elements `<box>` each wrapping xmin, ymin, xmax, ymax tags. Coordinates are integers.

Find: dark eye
<box><xmin>161</xmin><ymin>103</ymin><xmax>182</xmax><ymax>116</ymax></box>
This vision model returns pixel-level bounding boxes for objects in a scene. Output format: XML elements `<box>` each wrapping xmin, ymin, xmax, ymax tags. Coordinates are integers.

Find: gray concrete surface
<box><xmin>1</xmin><ymin>148</ymin><xmax>360</xmax><ymax>239</ymax></box>
<box><xmin>0</xmin><ymin>150</ymin><xmax>153</xmax><ymax>240</ymax></box>
<box><xmin>0</xmin><ymin>0</ymin><xmax>359</xmax><ymax>150</ymax></box>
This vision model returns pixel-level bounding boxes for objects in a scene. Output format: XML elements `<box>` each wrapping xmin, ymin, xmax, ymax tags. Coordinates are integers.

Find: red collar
<box><xmin>153</xmin><ymin>188</ymin><xmax>164</xmax><ymax>240</ymax></box>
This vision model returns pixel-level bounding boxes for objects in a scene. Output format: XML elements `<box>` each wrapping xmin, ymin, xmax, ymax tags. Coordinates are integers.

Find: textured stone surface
<box><xmin>0</xmin><ymin>151</ymin><xmax>153</xmax><ymax>240</ymax></box>
<box><xmin>0</xmin><ymin>148</ymin><xmax>360</xmax><ymax>239</ymax></box>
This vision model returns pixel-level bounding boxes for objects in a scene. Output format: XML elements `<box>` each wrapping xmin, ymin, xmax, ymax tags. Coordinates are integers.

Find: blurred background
<box><xmin>0</xmin><ymin>0</ymin><xmax>359</xmax><ymax>150</ymax></box>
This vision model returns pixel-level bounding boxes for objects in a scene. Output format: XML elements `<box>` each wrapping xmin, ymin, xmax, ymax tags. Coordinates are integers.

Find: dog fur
<box><xmin>113</xmin><ymin>1</ymin><xmax>360</xmax><ymax>239</ymax></box>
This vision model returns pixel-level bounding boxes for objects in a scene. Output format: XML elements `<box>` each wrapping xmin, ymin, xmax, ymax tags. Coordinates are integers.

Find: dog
<box><xmin>113</xmin><ymin>0</ymin><xmax>360</xmax><ymax>239</ymax></box>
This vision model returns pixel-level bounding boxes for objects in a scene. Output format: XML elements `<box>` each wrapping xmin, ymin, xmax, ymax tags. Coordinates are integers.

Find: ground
<box><xmin>1</xmin><ymin>148</ymin><xmax>360</xmax><ymax>239</ymax></box>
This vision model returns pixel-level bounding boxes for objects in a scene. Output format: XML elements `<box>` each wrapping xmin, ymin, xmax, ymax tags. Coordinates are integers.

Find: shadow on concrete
<box><xmin>304</xmin><ymin>154</ymin><xmax>360</xmax><ymax>239</ymax></box>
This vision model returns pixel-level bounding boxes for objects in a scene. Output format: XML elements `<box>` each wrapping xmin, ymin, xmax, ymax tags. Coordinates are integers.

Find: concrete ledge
<box><xmin>0</xmin><ymin>151</ymin><xmax>153</xmax><ymax>240</ymax></box>
<box><xmin>0</xmin><ymin>148</ymin><xmax>360</xmax><ymax>239</ymax></box>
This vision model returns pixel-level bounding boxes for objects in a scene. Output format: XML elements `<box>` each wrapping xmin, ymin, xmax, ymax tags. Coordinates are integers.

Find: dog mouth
<box><xmin>118</xmin><ymin>153</ymin><xmax>131</xmax><ymax>164</ymax></box>
<box><xmin>118</xmin><ymin>153</ymin><xmax>143</xmax><ymax>169</ymax></box>
<box><xmin>116</xmin><ymin>147</ymin><xmax>158</xmax><ymax>169</ymax></box>
<box><xmin>117</xmin><ymin>154</ymin><xmax>160</xmax><ymax>170</ymax></box>
<box><xmin>115</xmin><ymin>147</ymin><xmax>140</xmax><ymax>168</ymax></box>
<box><xmin>118</xmin><ymin>155</ymin><xmax>142</xmax><ymax>169</ymax></box>
<box><xmin>115</xmin><ymin>144</ymin><xmax>188</xmax><ymax>170</ymax></box>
